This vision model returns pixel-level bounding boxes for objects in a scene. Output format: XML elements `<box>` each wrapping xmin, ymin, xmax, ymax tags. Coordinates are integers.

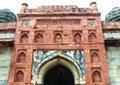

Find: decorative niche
<box><xmin>16</xmin><ymin>49</ymin><xmax>27</xmax><ymax>63</ymax></box>
<box><xmin>91</xmin><ymin>52</ymin><xmax>99</xmax><ymax>62</ymax></box>
<box><xmin>73</xmin><ymin>30</ymin><xmax>82</xmax><ymax>44</ymax></box>
<box><xmin>88</xmin><ymin>19</ymin><xmax>95</xmax><ymax>25</ymax></box>
<box><xmin>90</xmin><ymin>49</ymin><xmax>100</xmax><ymax>62</ymax></box>
<box><xmin>92</xmin><ymin>68</ymin><xmax>101</xmax><ymax>83</ymax></box>
<box><xmin>34</xmin><ymin>31</ymin><xmax>44</xmax><ymax>43</ymax></box>
<box><xmin>17</xmin><ymin>52</ymin><xmax>26</xmax><ymax>62</ymax></box>
<box><xmin>23</xmin><ymin>20</ymin><xmax>29</xmax><ymax>26</ymax></box>
<box><xmin>54</xmin><ymin>31</ymin><xmax>63</xmax><ymax>43</ymax></box>
<box><xmin>88</xmin><ymin>30</ymin><xmax>97</xmax><ymax>42</ymax></box>
<box><xmin>14</xmin><ymin>70</ymin><xmax>24</xmax><ymax>82</ymax></box>
<box><xmin>20</xmin><ymin>31</ymin><xmax>29</xmax><ymax>44</ymax></box>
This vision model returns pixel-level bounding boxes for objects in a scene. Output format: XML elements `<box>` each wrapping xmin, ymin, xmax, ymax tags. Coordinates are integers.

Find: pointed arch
<box><xmin>92</xmin><ymin>70</ymin><xmax>101</xmax><ymax>82</ymax></box>
<box><xmin>34</xmin><ymin>33</ymin><xmax>43</xmax><ymax>43</ymax></box>
<box><xmin>89</xmin><ymin>33</ymin><xmax>96</xmax><ymax>42</ymax></box>
<box><xmin>15</xmin><ymin>70</ymin><xmax>24</xmax><ymax>82</ymax></box>
<box><xmin>34</xmin><ymin>55</ymin><xmax>83</xmax><ymax>85</ymax></box>
<box><xmin>74</xmin><ymin>33</ymin><xmax>81</xmax><ymax>44</ymax></box>
<box><xmin>54</xmin><ymin>33</ymin><xmax>62</xmax><ymax>43</ymax></box>
<box><xmin>91</xmin><ymin>52</ymin><xmax>99</xmax><ymax>62</ymax></box>
<box><xmin>17</xmin><ymin>52</ymin><xmax>26</xmax><ymax>62</ymax></box>
<box><xmin>20</xmin><ymin>34</ymin><xmax>28</xmax><ymax>43</ymax></box>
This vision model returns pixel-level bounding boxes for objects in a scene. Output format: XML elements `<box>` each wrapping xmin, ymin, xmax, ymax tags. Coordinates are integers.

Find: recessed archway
<box><xmin>35</xmin><ymin>55</ymin><xmax>82</xmax><ymax>85</ymax></box>
<box><xmin>32</xmin><ymin>52</ymin><xmax>86</xmax><ymax>85</ymax></box>
<box><xmin>44</xmin><ymin>65</ymin><xmax>74</xmax><ymax>85</ymax></box>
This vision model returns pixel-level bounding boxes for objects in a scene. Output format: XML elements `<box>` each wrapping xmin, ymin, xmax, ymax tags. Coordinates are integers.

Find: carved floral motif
<box><xmin>32</xmin><ymin>50</ymin><xmax>85</xmax><ymax>83</ymax></box>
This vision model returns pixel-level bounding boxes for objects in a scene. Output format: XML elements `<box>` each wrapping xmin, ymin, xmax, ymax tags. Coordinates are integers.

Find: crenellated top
<box><xmin>19</xmin><ymin>2</ymin><xmax>99</xmax><ymax>15</ymax></box>
<box><xmin>0</xmin><ymin>22</ymin><xmax>16</xmax><ymax>29</ymax></box>
<box><xmin>26</xmin><ymin>6</ymin><xmax>90</xmax><ymax>14</ymax></box>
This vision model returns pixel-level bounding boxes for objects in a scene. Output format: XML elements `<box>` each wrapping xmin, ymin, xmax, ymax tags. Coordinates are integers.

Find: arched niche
<box><xmin>20</xmin><ymin>34</ymin><xmax>28</xmax><ymax>43</ymax></box>
<box><xmin>35</xmin><ymin>33</ymin><xmax>43</xmax><ymax>43</ymax></box>
<box><xmin>17</xmin><ymin>52</ymin><xmax>26</xmax><ymax>62</ymax></box>
<box><xmin>35</xmin><ymin>56</ymin><xmax>83</xmax><ymax>85</ymax></box>
<box><xmin>15</xmin><ymin>70</ymin><xmax>24</xmax><ymax>82</ymax></box>
<box><xmin>74</xmin><ymin>33</ymin><xmax>81</xmax><ymax>44</ymax></box>
<box><xmin>92</xmin><ymin>70</ymin><xmax>101</xmax><ymax>82</ymax></box>
<box><xmin>54</xmin><ymin>33</ymin><xmax>62</xmax><ymax>43</ymax></box>
<box><xmin>89</xmin><ymin>33</ymin><xmax>96</xmax><ymax>42</ymax></box>
<box><xmin>91</xmin><ymin>52</ymin><xmax>99</xmax><ymax>62</ymax></box>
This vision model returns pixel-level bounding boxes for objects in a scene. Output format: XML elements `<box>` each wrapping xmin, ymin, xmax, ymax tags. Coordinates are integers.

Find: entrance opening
<box><xmin>44</xmin><ymin>65</ymin><xmax>74</xmax><ymax>85</ymax></box>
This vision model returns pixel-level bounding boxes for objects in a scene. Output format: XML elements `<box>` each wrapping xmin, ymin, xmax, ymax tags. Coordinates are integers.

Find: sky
<box><xmin>0</xmin><ymin>0</ymin><xmax>119</xmax><ymax>21</ymax></box>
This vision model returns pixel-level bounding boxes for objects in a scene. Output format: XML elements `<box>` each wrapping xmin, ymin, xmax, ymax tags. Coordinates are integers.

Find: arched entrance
<box><xmin>44</xmin><ymin>65</ymin><xmax>74</xmax><ymax>85</ymax></box>
<box><xmin>32</xmin><ymin>53</ymin><xmax>85</xmax><ymax>85</ymax></box>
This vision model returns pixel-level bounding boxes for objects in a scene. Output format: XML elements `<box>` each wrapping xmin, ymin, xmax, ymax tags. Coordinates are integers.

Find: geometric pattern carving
<box><xmin>88</xmin><ymin>19</ymin><xmax>94</xmax><ymax>25</ymax></box>
<box><xmin>32</xmin><ymin>50</ymin><xmax>85</xmax><ymax>75</ymax></box>
<box><xmin>31</xmin><ymin>50</ymin><xmax>85</xmax><ymax>84</ymax></box>
<box><xmin>23</xmin><ymin>20</ymin><xmax>29</xmax><ymax>26</ymax></box>
<box><xmin>37</xmin><ymin>19</ymin><xmax>80</xmax><ymax>25</ymax></box>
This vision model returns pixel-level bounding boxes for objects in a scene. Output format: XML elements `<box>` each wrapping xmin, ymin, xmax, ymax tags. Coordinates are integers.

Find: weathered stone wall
<box><xmin>8</xmin><ymin>2</ymin><xmax>109</xmax><ymax>85</ymax></box>
<box><xmin>106</xmin><ymin>47</ymin><xmax>120</xmax><ymax>85</ymax></box>
<box><xmin>0</xmin><ymin>47</ymin><xmax>12</xmax><ymax>85</ymax></box>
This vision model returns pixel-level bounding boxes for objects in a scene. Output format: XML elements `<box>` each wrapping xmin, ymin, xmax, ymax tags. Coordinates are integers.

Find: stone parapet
<box><xmin>0</xmin><ymin>22</ymin><xmax>16</xmax><ymax>29</ymax></box>
<box><xmin>102</xmin><ymin>22</ymin><xmax>120</xmax><ymax>29</ymax></box>
<box><xmin>19</xmin><ymin>2</ymin><xmax>100</xmax><ymax>14</ymax></box>
<box><xmin>26</xmin><ymin>6</ymin><xmax>91</xmax><ymax>14</ymax></box>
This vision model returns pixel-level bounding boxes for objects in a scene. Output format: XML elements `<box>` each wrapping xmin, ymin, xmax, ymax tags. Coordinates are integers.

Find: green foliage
<box><xmin>0</xmin><ymin>9</ymin><xmax>17</xmax><ymax>23</ymax></box>
<box><xmin>105</xmin><ymin>7</ymin><xmax>120</xmax><ymax>22</ymax></box>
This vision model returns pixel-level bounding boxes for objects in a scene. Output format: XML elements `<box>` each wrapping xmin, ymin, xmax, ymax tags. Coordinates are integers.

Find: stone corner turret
<box><xmin>90</xmin><ymin>2</ymin><xmax>98</xmax><ymax>13</ymax></box>
<box><xmin>20</xmin><ymin>3</ymin><xmax>28</xmax><ymax>13</ymax></box>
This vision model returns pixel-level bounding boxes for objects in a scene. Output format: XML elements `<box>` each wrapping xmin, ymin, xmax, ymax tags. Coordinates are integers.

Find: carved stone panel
<box><xmin>31</xmin><ymin>50</ymin><xmax>85</xmax><ymax>84</ymax></box>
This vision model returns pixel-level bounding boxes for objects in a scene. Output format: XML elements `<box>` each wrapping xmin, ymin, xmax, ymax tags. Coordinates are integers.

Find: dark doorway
<box><xmin>44</xmin><ymin>65</ymin><xmax>74</xmax><ymax>85</ymax></box>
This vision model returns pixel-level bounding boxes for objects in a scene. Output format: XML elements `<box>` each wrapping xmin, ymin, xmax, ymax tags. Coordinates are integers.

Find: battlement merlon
<box><xmin>18</xmin><ymin>2</ymin><xmax>100</xmax><ymax>16</ymax></box>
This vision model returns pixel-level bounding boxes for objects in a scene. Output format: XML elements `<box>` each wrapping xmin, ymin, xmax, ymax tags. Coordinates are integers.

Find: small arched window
<box><xmin>74</xmin><ymin>33</ymin><xmax>81</xmax><ymax>44</ymax></box>
<box><xmin>20</xmin><ymin>34</ymin><xmax>28</xmax><ymax>43</ymax></box>
<box><xmin>15</xmin><ymin>70</ymin><xmax>24</xmax><ymax>82</ymax></box>
<box><xmin>17</xmin><ymin>52</ymin><xmax>26</xmax><ymax>62</ymax></box>
<box><xmin>92</xmin><ymin>71</ymin><xmax>101</xmax><ymax>82</ymax></box>
<box><xmin>54</xmin><ymin>33</ymin><xmax>62</xmax><ymax>43</ymax></box>
<box><xmin>35</xmin><ymin>33</ymin><xmax>43</xmax><ymax>43</ymax></box>
<box><xmin>89</xmin><ymin>33</ymin><xmax>96</xmax><ymax>42</ymax></box>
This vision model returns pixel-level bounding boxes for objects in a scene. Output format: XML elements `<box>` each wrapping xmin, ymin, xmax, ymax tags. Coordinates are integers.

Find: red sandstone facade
<box><xmin>7</xmin><ymin>2</ymin><xmax>110</xmax><ymax>85</ymax></box>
